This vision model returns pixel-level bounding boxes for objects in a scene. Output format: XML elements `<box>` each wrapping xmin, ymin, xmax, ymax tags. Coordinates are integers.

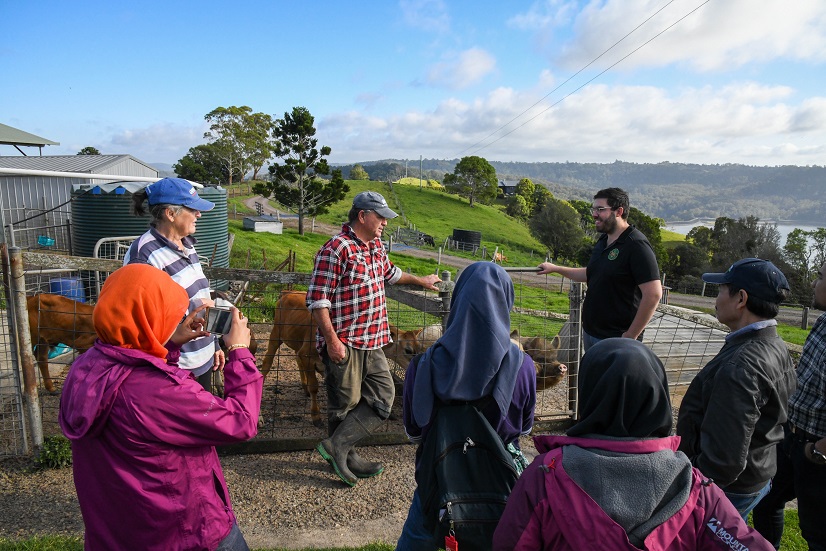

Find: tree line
<box><xmin>172</xmin><ymin>105</ymin><xmax>348</xmax><ymax>236</ymax></box>
<box><xmin>151</xmin><ymin>107</ymin><xmax>824</xmax><ymax>303</ymax></box>
<box><xmin>439</xmin><ymin>155</ymin><xmax>824</xmax><ymax>306</ymax></box>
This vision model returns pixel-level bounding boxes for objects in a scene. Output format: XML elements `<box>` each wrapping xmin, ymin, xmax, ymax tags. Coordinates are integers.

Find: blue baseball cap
<box><xmin>145</xmin><ymin>178</ymin><xmax>215</xmax><ymax>212</ymax></box>
<box><xmin>702</xmin><ymin>258</ymin><xmax>790</xmax><ymax>303</ymax></box>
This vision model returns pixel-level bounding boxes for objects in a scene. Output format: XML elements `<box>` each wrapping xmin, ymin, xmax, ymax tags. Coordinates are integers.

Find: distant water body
<box><xmin>665</xmin><ymin>220</ymin><xmax>822</xmax><ymax>243</ymax></box>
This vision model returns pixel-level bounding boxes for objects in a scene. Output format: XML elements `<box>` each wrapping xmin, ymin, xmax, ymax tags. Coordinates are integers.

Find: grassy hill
<box><xmin>227</xmin><ymin>180</ymin><xmax>687</xmax><ymax>272</ymax></box>
<box><xmin>225</xmin><ymin>181</ymin><xmax>690</xmax><ymax>334</ymax></box>
<box><xmin>316</xmin><ymin>180</ymin><xmax>548</xmax><ymax>265</ymax></box>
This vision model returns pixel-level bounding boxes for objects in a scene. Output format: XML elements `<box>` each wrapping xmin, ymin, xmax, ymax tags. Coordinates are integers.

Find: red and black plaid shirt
<box><xmin>307</xmin><ymin>224</ymin><xmax>401</xmax><ymax>351</ymax></box>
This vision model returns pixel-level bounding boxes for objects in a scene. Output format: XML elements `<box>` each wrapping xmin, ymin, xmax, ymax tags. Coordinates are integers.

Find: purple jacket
<box><xmin>493</xmin><ymin>435</ymin><xmax>773</xmax><ymax>551</ymax></box>
<box><xmin>59</xmin><ymin>342</ymin><xmax>263</xmax><ymax>551</ymax></box>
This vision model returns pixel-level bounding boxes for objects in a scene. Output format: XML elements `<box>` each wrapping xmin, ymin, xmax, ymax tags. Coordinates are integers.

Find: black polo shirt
<box><xmin>582</xmin><ymin>225</ymin><xmax>660</xmax><ymax>339</ymax></box>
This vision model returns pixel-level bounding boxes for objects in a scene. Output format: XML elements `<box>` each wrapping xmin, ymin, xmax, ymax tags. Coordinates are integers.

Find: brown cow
<box><xmin>26</xmin><ymin>294</ymin><xmax>96</xmax><ymax>393</ymax></box>
<box><xmin>260</xmin><ymin>290</ymin><xmax>423</xmax><ymax>427</ymax></box>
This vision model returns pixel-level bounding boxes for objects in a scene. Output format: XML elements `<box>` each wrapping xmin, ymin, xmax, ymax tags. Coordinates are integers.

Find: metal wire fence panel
<box><xmin>642</xmin><ymin>304</ymin><xmax>728</xmax><ymax>410</ymax></box>
<box><xmin>6</xmin><ymin>219</ymin><xmax>72</xmax><ymax>254</ymax></box>
<box><xmin>18</xmin><ymin>266</ymin><xmax>94</xmax><ymax>446</ymax></box>
<box><xmin>9</xmin><ymin>251</ymin><xmax>799</xmax><ymax>456</ymax></box>
<box><xmin>0</xmin><ymin>294</ymin><xmax>27</xmax><ymax>456</ymax></box>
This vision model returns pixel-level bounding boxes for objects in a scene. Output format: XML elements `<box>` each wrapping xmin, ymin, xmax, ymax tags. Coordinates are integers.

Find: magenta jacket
<box><xmin>493</xmin><ymin>435</ymin><xmax>773</xmax><ymax>551</ymax></box>
<box><xmin>59</xmin><ymin>342</ymin><xmax>263</xmax><ymax>551</ymax></box>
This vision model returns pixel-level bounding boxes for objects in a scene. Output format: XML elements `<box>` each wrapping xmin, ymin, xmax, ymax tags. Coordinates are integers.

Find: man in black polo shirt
<box><xmin>538</xmin><ymin>187</ymin><xmax>662</xmax><ymax>351</ymax></box>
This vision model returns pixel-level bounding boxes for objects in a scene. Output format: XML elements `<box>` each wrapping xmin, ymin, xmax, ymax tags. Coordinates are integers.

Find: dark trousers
<box><xmin>752</xmin><ymin>426</ymin><xmax>826</xmax><ymax>551</ymax></box>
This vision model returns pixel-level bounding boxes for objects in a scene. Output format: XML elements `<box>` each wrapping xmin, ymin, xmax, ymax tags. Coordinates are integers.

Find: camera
<box><xmin>204</xmin><ymin>306</ymin><xmax>232</xmax><ymax>335</ymax></box>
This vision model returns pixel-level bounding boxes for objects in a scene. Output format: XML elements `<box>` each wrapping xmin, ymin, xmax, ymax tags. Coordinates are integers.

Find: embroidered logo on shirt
<box><xmin>608</xmin><ymin>248</ymin><xmax>619</xmax><ymax>260</ymax></box>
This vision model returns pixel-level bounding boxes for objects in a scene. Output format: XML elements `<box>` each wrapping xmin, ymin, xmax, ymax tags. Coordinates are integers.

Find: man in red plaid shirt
<box><xmin>308</xmin><ymin>191</ymin><xmax>440</xmax><ymax>487</ymax></box>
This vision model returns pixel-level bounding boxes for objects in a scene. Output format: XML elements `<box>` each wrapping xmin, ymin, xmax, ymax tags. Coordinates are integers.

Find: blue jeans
<box><xmin>396</xmin><ymin>489</ymin><xmax>439</xmax><ymax>551</ymax></box>
<box><xmin>216</xmin><ymin>522</ymin><xmax>250</xmax><ymax>551</ymax></box>
<box><xmin>725</xmin><ymin>481</ymin><xmax>771</xmax><ymax>523</ymax></box>
<box><xmin>582</xmin><ymin>331</ymin><xmax>603</xmax><ymax>352</ymax></box>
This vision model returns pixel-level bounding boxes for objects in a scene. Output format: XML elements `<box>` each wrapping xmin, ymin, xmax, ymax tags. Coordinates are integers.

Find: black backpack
<box><xmin>416</xmin><ymin>397</ymin><xmax>519</xmax><ymax>551</ymax></box>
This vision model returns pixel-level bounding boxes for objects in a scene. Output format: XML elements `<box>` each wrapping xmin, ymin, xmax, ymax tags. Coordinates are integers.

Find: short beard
<box><xmin>597</xmin><ymin>214</ymin><xmax>616</xmax><ymax>234</ymax></box>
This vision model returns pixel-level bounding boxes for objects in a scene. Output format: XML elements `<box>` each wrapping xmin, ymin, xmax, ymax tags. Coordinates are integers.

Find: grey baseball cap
<box><xmin>352</xmin><ymin>191</ymin><xmax>398</xmax><ymax>219</ymax></box>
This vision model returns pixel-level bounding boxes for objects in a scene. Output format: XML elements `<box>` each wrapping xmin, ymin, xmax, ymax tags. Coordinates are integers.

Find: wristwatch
<box><xmin>808</xmin><ymin>442</ymin><xmax>826</xmax><ymax>465</ymax></box>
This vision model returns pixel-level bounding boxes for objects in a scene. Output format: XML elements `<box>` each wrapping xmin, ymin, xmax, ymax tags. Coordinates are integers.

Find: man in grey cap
<box><xmin>677</xmin><ymin>258</ymin><xmax>797</xmax><ymax>520</ymax></box>
<box><xmin>307</xmin><ymin>191</ymin><xmax>441</xmax><ymax>487</ymax></box>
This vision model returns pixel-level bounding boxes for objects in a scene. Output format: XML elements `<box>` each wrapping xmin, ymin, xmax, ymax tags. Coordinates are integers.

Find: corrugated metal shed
<box><xmin>0</xmin><ymin>154</ymin><xmax>156</xmax><ymax>177</ymax></box>
<box><xmin>0</xmin><ymin>155</ymin><xmax>159</xmax><ymax>232</ymax></box>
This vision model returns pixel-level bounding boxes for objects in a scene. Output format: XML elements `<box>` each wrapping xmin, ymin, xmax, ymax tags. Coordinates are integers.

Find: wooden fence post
<box><xmin>9</xmin><ymin>247</ymin><xmax>43</xmax><ymax>451</ymax></box>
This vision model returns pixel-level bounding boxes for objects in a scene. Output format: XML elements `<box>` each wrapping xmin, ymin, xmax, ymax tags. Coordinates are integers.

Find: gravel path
<box><xmin>0</xmin><ymin>436</ymin><xmax>542</xmax><ymax>548</ymax></box>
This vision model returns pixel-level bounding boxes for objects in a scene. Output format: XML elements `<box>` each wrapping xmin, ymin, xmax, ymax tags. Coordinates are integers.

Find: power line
<box><xmin>459</xmin><ymin>0</ymin><xmax>713</xmax><ymax>158</ymax></box>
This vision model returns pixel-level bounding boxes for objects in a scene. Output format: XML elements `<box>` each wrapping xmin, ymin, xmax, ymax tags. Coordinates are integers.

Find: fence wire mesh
<box><xmin>1</xmin><ymin>250</ymin><xmax>789</xmax><ymax>458</ymax></box>
<box><xmin>0</xmin><ymin>288</ymin><xmax>26</xmax><ymax>456</ymax></box>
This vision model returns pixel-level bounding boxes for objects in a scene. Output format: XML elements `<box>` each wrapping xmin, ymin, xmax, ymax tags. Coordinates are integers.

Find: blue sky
<box><xmin>3</xmin><ymin>0</ymin><xmax>825</xmax><ymax>167</ymax></box>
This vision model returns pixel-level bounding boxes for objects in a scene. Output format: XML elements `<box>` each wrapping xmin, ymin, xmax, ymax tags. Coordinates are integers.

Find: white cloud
<box><xmin>547</xmin><ymin>0</ymin><xmax>826</xmax><ymax>72</ymax></box>
<box><xmin>320</xmin><ymin>78</ymin><xmax>826</xmax><ymax>166</ymax></box>
<box><xmin>425</xmin><ymin>47</ymin><xmax>497</xmax><ymax>89</ymax></box>
<box><xmin>104</xmin><ymin>123</ymin><xmax>207</xmax><ymax>164</ymax></box>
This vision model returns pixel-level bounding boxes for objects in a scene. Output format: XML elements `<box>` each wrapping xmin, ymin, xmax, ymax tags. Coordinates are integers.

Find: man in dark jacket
<box><xmin>676</xmin><ymin>258</ymin><xmax>796</xmax><ymax>520</ymax></box>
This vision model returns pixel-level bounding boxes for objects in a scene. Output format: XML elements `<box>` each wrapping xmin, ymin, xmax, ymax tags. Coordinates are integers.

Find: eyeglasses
<box><xmin>590</xmin><ymin>206</ymin><xmax>615</xmax><ymax>214</ymax></box>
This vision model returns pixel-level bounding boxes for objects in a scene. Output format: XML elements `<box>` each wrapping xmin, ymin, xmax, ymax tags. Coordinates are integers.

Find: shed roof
<box><xmin>0</xmin><ymin>154</ymin><xmax>155</xmax><ymax>173</ymax></box>
<box><xmin>0</xmin><ymin>123</ymin><xmax>59</xmax><ymax>147</ymax></box>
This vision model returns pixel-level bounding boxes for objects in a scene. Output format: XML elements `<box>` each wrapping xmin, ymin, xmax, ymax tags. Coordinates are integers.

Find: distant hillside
<box><xmin>343</xmin><ymin>159</ymin><xmax>826</xmax><ymax>223</ymax></box>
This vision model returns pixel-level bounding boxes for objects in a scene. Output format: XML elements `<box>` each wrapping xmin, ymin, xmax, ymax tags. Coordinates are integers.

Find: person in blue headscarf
<box><xmin>395</xmin><ymin>261</ymin><xmax>537</xmax><ymax>551</ymax></box>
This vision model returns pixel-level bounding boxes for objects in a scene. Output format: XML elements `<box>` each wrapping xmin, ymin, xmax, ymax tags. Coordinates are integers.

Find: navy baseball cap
<box><xmin>702</xmin><ymin>258</ymin><xmax>790</xmax><ymax>303</ymax></box>
<box><xmin>352</xmin><ymin>191</ymin><xmax>398</xmax><ymax>219</ymax></box>
<box><xmin>145</xmin><ymin>178</ymin><xmax>215</xmax><ymax>212</ymax></box>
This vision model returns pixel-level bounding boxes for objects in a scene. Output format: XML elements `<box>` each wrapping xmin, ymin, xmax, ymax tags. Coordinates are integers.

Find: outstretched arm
<box><xmin>537</xmin><ymin>262</ymin><xmax>587</xmax><ymax>282</ymax></box>
<box><xmin>396</xmin><ymin>271</ymin><xmax>441</xmax><ymax>291</ymax></box>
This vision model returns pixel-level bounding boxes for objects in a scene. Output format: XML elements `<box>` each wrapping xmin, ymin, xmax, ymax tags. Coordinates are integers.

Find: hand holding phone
<box><xmin>204</xmin><ymin>306</ymin><xmax>233</xmax><ymax>335</ymax></box>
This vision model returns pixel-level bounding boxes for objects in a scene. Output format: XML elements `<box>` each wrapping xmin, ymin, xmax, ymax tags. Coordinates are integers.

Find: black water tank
<box><xmin>452</xmin><ymin>229</ymin><xmax>482</xmax><ymax>252</ymax></box>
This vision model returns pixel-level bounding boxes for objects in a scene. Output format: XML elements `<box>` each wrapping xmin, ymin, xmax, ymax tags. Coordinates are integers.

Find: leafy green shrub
<box><xmin>35</xmin><ymin>436</ymin><xmax>72</xmax><ymax>469</ymax></box>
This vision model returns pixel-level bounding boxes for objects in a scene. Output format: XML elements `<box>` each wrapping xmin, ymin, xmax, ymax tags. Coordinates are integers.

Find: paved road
<box><xmin>666</xmin><ymin>291</ymin><xmax>821</xmax><ymax>329</ymax></box>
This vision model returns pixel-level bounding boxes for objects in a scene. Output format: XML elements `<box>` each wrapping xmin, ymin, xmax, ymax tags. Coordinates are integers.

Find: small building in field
<box><xmin>243</xmin><ymin>215</ymin><xmax>283</xmax><ymax>234</ymax></box>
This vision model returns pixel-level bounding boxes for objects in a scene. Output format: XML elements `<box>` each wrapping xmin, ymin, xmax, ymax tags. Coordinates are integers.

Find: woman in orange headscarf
<box><xmin>59</xmin><ymin>264</ymin><xmax>263</xmax><ymax>551</ymax></box>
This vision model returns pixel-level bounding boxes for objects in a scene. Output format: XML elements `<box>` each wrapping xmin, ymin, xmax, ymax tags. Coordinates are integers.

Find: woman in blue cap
<box><xmin>124</xmin><ymin>177</ymin><xmax>224</xmax><ymax>390</ymax></box>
